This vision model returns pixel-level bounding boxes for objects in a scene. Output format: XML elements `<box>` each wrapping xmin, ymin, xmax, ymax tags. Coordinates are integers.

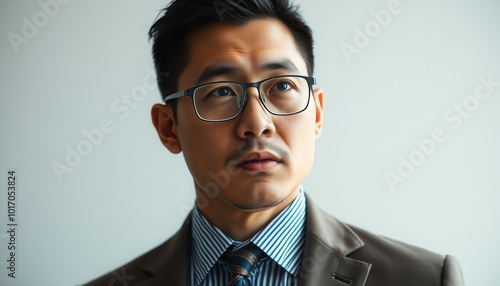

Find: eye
<box><xmin>208</xmin><ymin>86</ymin><xmax>236</xmax><ymax>97</ymax></box>
<box><xmin>271</xmin><ymin>80</ymin><xmax>293</xmax><ymax>91</ymax></box>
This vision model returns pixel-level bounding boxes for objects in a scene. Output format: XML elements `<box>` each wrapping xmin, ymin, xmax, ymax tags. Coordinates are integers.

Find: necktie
<box><xmin>223</xmin><ymin>243</ymin><xmax>267</xmax><ymax>286</ymax></box>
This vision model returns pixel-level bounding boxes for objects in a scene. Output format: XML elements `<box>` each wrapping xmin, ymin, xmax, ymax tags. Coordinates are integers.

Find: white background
<box><xmin>1</xmin><ymin>0</ymin><xmax>499</xmax><ymax>285</ymax></box>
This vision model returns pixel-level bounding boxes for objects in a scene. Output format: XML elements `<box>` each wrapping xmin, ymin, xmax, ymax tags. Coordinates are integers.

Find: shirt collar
<box><xmin>190</xmin><ymin>187</ymin><xmax>306</xmax><ymax>285</ymax></box>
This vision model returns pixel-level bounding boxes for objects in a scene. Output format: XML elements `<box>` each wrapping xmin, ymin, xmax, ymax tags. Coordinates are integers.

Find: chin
<box><xmin>231</xmin><ymin>198</ymin><xmax>283</xmax><ymax>211</ymax></box>
<box><xmin>229</xmin><ymin>182</ymin><xmax>290</xmax><ymax>211</ymax></box>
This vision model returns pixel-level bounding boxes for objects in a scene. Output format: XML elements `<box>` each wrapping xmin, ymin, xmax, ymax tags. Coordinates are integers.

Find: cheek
<box><xmin>178</xmin><ymin>122</ymin><xmax>233</xmax><ymax>175</ymax></box>
<box><xmin>277</xmin><ymin>112</ymin><xmax>317</xmax><ymax>162</ymax></box>
<box><xmin>175</xmin><ymin>102</ymin><xmax>222</xmax><ymax>170</ymax></box>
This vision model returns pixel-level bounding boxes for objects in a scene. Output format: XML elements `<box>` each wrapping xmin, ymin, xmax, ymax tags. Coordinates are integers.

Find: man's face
<box><xmin>153</xmin><ymin>19</ymin><xmax>324</xmax><ymax>212</ymax></box>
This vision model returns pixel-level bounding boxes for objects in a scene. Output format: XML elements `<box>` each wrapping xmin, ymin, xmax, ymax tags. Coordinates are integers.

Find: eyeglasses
<box><xmin>164</xmin><ymin>75</ymin><xmax>316</xmax><ymax>122</ymax></box>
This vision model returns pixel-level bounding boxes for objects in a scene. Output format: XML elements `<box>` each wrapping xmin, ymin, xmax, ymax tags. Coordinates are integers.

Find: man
<box><xmin>84</xmin><ymin>0</ymin><xmax>464</xmax><ymax>285</ymax></box>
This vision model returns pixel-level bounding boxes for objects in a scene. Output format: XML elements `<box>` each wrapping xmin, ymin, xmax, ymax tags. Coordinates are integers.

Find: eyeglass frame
<box><xmin>163</xmin><ymin>74</ymin><xmax>317</xmax><ymax>122</ymax></box>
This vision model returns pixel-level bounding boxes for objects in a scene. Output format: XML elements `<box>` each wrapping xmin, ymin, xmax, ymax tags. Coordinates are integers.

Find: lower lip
<box><xmin>238</xmin><ymin>160</ymin><xmax>279</xmax><ymax>172</ymax></box>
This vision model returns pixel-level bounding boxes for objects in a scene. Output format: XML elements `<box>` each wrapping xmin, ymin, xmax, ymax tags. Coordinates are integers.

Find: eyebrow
<box><xmin>195</xmin><ymin>59</ymin><xmax>301</xmax><ymax>84</ymax></box>
<box><xmin>196</xmin><ymin>66</ymin><xmax>239</xmax><ymax>85</ymax></box>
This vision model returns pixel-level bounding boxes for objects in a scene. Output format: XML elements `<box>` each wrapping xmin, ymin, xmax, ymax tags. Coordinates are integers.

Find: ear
<box><xmin>312</xmin><ymin>88</ymin><xmax>325</xmax><ymax>139</ymax></box>
<box><xmin>151</xmin><ymin>103</ymin><xmax>182</xmax><ymax>154</ymax></box>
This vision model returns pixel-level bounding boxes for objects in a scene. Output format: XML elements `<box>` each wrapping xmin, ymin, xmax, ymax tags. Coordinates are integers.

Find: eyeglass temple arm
<box><xmin>309</xmin><ymin>77</ymin><xmax>316</xmax><ymax>86</ymax></box>
<box><xmin>164</xmin><ymin>90</ymin><xmax>186</xmax><ymax>103</ymax></box>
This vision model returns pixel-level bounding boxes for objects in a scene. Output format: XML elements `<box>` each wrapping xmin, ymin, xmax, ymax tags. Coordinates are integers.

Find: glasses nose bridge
<box><xmin>243</xmin><ymin>81</ymin><xmax>262</xmax><ymax>95</ymax></box>
<box><xmin>242</xmin><ymin>81</ymin><xmax>265</xmax><ymax>105</ymax></box>
<box><xmin>235</xmin><ymin>80</ymin><xmax>269</xmax><ymax>118</ymax></box>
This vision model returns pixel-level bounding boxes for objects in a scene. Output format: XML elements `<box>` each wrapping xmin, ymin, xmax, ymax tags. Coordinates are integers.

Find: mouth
<box><xmin>236</xmin><ymin>151</ymin><xmax>282</xmax><ymax>172</ymax></box>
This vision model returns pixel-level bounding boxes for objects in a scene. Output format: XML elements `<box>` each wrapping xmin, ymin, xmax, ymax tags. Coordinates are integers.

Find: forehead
<box><xmin>178</xmin><ymin>18</ymin><xmax>308</xmax><ymax>87</ymax></box>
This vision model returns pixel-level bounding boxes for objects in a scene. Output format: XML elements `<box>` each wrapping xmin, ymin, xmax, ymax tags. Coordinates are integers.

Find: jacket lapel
<box><xmin>138</xmin><ymin>215</ymin><xmax>192</xmax><ymax>286</ymax></box>
<box><xmin>132</xmin><ymin>196</ymin><xmax>372</xmax><ymax>286</ymax></box>
<box><xmin>299</xmin><ymin>195</ymin><xmax>371</xmax><ymax>286</ymax></box>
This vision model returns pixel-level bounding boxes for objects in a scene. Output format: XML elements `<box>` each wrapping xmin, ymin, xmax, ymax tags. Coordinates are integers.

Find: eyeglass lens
<box><xmin>193</xmin><ymin>76</ymin><xmax>310</xmax><ymax>121</ymax></box>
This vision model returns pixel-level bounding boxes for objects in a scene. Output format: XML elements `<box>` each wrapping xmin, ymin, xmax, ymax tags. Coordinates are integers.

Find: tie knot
<box><xmin>223</xmin><ymin>243</ymin><xmax>267</xmax><ymax>285</ymax></box>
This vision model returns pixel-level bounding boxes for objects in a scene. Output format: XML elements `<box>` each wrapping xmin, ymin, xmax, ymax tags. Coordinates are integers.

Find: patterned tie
<box><xmin>223</xmin><ymin>243</ymin><xmax>267</xmax><ymax>286</ymax></box>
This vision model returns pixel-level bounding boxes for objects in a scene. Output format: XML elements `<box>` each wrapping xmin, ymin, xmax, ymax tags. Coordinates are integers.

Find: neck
<box><xmin>195</xmin><ymin>186</ymin><xmax>300</xmax><ymax>241</ymax></box>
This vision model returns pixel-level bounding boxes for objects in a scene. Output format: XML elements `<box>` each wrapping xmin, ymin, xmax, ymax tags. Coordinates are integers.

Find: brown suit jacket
<box><xmin>83</xmin><ymin>195</ymin><xmax>465</xmax><ymax>285</ymax></box>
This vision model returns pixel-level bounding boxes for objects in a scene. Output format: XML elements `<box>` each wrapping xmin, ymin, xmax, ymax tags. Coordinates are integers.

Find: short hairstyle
<box><xmin>148</xmin><ymin>0</ymin><xmax>315</xmax><ymax>118</ymax></box>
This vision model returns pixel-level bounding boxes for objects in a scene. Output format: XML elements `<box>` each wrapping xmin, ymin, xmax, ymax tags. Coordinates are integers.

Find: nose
<box><xmin>236</xmin><ymin>87</ymin><xmax>276</xmax><ymax>139</ymax></box>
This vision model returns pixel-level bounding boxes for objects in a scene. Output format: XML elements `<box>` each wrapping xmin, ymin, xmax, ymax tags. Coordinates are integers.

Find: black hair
<box><xmin>148</xmin><ymin>0</ymin><xmax>314</xmax><ymax>118</ymax></box>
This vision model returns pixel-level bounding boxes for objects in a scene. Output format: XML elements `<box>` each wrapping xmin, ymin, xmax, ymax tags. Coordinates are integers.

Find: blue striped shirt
<box><xmin>190</xmin><ymin>187</ymin><xmax>306</xmax><ymax>286</ymax></box>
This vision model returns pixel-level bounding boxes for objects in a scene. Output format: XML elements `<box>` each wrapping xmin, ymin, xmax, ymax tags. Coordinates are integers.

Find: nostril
<box><xmin>243</xmin><ymin>128</ymin><xmax>270</xmax><ymax>138</ymax></box>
